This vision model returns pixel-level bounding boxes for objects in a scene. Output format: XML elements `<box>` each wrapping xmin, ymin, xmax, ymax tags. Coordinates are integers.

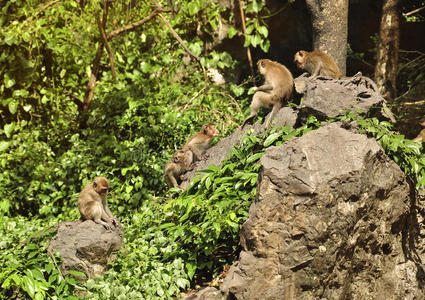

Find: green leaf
<box><xmin>8</xmin><ymin>100</ymin><xmax>18</xmax><ymax>114</ymax></box>
<box><xmin>264</xmin><ymin>132</ymin><xmax>282</xmax><ymax>147</ymax></box>
<box><xmin>4</xmin><ymin>122</ymin><xmax>15</xmax><ymax>138</ymax></box>
<box><xmin>188</xmin><ymin>2</ymin><xmax>200</xmax><ymax>15</ymax></box>
<box><xmin>258</xmin><ymin>26</ymin><xmax>268</xmax><ymax>38</ymax></box>
<box><xmin>246</xmin><ymin>152</ymin><xmax>264</xmax><ymax>164</ymax></box>
<box><xmin>67</xmin><ymin>270</ymin><xmax>86</xmax><ymax>277</ymax></box>
<box><xmin>228</xmin><ymin>26</ymin><xmax>237</xmax><ymax>39</ymax></box>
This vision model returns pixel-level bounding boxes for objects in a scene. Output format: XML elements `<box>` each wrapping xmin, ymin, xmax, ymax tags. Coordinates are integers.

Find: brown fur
<box><xmin>294</xmin><ymin>50</ymin><xmax>342</xmax><ymax>79</ymax></box>
<box><xmin>78</xmin><ymin>177</ymin><xmax>118</xmax><ymax>229</ymax></box>
<box><xmin>242</xmin><ymin>59</ymin><xmax>294</xmax><ymax>128</ymax></box>
<box><xmin>164</xmin><ymin>150</ymin><xmax>193</xmax><ymax>188</ymax></box>
<box><xmin>182</xmin><ymin>123</ymin><xmax>220</xmax><ymax>162</ymax></box>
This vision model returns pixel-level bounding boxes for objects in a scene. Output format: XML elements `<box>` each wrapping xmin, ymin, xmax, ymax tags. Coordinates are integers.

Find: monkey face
<box><xmin>294</xmin><ymin>51</ymin><xmax>306</xmax><ymax>69</ymax></box>
<box><xmin>202</xmin><ymin>123</ymin><xmax>220</xmax><ymax>137</ymax></box>
<box><xmin>93</xmin><ymin>177</ymin><xmax>110</xmax><ymax>196</ymax></box>
<box><xmin>257</xmin><ymin>60</ymin><xmax>267</xmax><ymax>75</ymax></box>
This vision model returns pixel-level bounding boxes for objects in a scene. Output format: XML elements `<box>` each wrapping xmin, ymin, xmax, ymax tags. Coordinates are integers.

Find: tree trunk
<box><xmin>305</xmin><ymin>0</ymin><xmax>349</xmax><ymax>75</ymax></box>
<box><xmin>374</xmin><ymin>0</ymin><xmax>400</xmax><ymax>102</ymax></box>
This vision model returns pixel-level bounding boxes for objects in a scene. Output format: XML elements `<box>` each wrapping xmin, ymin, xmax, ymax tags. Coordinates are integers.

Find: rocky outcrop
<box><xmin>183</xmin><ymin>122</ymin><xmax>425</xmax><ymax>299</ymax></box>
<box><xmin>181</xmin><ymin>75</ymin><xmax>425</xmax><ymax>299</ymax></box>
<box><xmin>220</xmin><ymin>122</ymin><xmax>416</xmax><ymax>299</ymax></box>
<box><xmin>295</xmin><ymin>72</ymin><xmax>395</xmax><ymax>122</ymax></box>
<box><xmin>48</xmin><ymin>220</ymin><xmax>124</xmax><ymax>278</ymax></box>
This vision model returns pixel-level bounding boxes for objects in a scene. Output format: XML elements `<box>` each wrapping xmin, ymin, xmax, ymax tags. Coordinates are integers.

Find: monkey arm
<box><xmin>311</xmin><ymin>61</ymin><xmax>322</xmax><ymax>77</ymax></box>
<box><xmin>255</xmin><ymin>84</ymin><xmax>273</xmax><ymax>93</ymax></box>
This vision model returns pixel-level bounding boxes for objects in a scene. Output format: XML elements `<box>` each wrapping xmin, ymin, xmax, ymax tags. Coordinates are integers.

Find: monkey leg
<box><xmin>242</xmin><ymin>92</ymin><xmax>273</xmax><ymax>128</ymax></box>
<box><xmin>91</xmin><ymin>203</ymin><xmax>111</xmax><ymax>229</ymax></box>
<box><xmin>265</xmin><ymin>101</ymin><xmax>283</xmax><ymax>128</ymax></box>
<box><xmin>166</xmin><ymin>174</ymin><xmax>179</xmax><ymax>188</ymax></box>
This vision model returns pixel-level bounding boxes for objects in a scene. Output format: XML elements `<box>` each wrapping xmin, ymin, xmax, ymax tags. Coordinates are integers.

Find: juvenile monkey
<box><xmin>78</xmin><ymin>177</ymin><xmax>118</xmax><ymax>230</ymax></box>
<box><xmin>164</xmin><ymin>150</ymin><xmax>193</xmax><ymax>188</ymax></box>
<box><xmin>294</xmin><ymin>50</ymin><xmax>342</xmax><ymax>79</ymax></box>
<box><xmin>182</xmin><ymin>123</ymin><xmax>220</xmax><ymax>161</ymax></box>
<box><xmin>413</xmin><ymin>117</ymin><xmax>425</xmax><ymax>142</ymax></box>
<box><xmin>241</xmin><ymin>59</ymin><xmax>294</xmax><ymax>128</ymax></box>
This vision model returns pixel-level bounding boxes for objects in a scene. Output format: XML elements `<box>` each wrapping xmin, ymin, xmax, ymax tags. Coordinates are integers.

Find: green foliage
<box><xmin>227</xmin><ymin>0</ymin><xmax>271</xmax><ymax>52</ymax></box>
<box><xmin>352</xmin><ymin>115</ymin><xmax>425</xmax><ymax>187</ymax></box>
<box><xmin>0</xmin><ymin>216</ymin><xmax>82</xmax><ymax>299</ymax></box>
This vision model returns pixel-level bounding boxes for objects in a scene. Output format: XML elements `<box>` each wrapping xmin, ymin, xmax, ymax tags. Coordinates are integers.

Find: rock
<box><xmin>294</xmin><ymin>72</ymin><xmax>395</xmax><ymax>122</ymax></box>
<box><xmin>48</xmin><ymin>220</ymin><xmax>124</xmax><ymax>278</ymax></box>
<box><xmin>179</xmin><ymin>107</ymin><xmax>298</xmax><ymax>190</ymax></box>
<box><xmin>220</xmin><ymin>122</ymin><xmax>415</xmax><ymax>299</ymax></box>
<box><xmin>185</xmin><ymin>122</ymin><xmax>422</xmax><ymax>299</ymax></box>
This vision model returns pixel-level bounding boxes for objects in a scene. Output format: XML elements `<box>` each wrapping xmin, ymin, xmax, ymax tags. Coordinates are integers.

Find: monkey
<box><xmin>294</xmin><ymin>50</ymin><xmax>342</xmax><ymax>79</ymax></box>
<box><xmin>164</xmin><ymin>150</ymin><xmax>193</xmax><ymax>188</ymax></box>
<box><xmin>413</xmin><ymin>117</ymin><xmax>425</xmax><ymax>142</ymax></box>
<box><xmin>241</xmin><ymin>59</ymin><xmax>294</xmax><ymax>128</ymax></box>
<box><xmin>182</xmin><ymin>123</ymin><xmax>220</xmax><ymax>162</ymax></box>
<box><xmin>78</xmin><ymin>177</ymin><xmax>118</xmax><ymax>230</ymax></box>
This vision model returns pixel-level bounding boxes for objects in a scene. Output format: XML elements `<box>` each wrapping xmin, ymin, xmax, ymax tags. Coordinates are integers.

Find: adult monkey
<box><xmin>294</xmin><ymin>50</ymin><xmax>342</xmax><ymax>79</ymax></box>
<box><xmin>242</xmin><ymin>59</ymin><xmax>294</xmax><ymax>128</ymax></box>
<box><xmin>78</xmin><ymin>177</ymin><xmax>118</xmax><ymax>230</ymax></box>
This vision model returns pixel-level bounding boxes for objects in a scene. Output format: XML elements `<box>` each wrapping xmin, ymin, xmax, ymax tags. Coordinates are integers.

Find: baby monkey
<box><xmin>294</xmin><ymin>50</ymin><xmax>342</xmax><ymax>79</ymax></box>
<box><xmin>164</xmin><ymin>150</ymin><xmax>193</xmax><ymax>188</ymax></box>
<box><xmin>182</xmin><ymin>123</ymin><xmax>220</xmax><ymax>162</ymax></box>
<box><xmin>242</xmin><ymin>59</ymin><xmax>294</xmax><ymax>128</ymax></box>
<box><xmin>78</xmin><ymin>177</ymin><xmax>118</xmax><ymax>230</ymax></box>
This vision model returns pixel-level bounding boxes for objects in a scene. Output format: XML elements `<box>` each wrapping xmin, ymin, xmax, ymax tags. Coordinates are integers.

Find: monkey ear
<box><xmin>93</xmin><ymin>182</ymin><xmax>97</xmax><ymax>188</ymax></box>
<box><xmin>299</xmin><ymin>51</ymin><xmax>304</xmax><ymax>57</ymax></box>
<box><xmin>260</xmin><ymin>61</ymin><xmax>265</xmax><ymax>68</ymax></box>
<box><xmin>173</xmin><ymin>156</ymin><xmax>179</xmax><ymax>163</ymax></box>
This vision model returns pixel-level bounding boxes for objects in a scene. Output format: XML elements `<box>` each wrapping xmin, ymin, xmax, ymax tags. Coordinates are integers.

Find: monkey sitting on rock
<box><xmin>78</xmin><ymin>177</ymin><xmax>119</xmax><ymax>230</ymax></box>
<box><xmin>242</xmin><ymin>59</ymin><xmax>294</xmax><ymax>128</ymax></box>
<box><xmin>164</xmin><ymin>123</ymin><xmax>220</xmax><ymax>189</ymax></box>
<box><xmin>164</xmin><ymin>150</ymin><xmax>193</xmax><ymax>188</ymax></box>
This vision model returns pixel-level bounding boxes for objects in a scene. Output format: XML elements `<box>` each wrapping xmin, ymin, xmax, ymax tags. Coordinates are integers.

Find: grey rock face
<box><xmin>48</xmin><ymin>220</ymin><xmax>124</xmax><ymax>278</ymax></box>
<box><xmin>294</xmin><ymin>73</ymin><xmax>395</xmax><ymax>122</ymax></box>
<box><xmin>184</xmin><ymin>123</ymin><xmax>424</xmax><ymax>299</ymax></box>
<box><xmin>220</xmin><ymin>122</ymin><xmax>415</xmax><ymax>299</ymax></box>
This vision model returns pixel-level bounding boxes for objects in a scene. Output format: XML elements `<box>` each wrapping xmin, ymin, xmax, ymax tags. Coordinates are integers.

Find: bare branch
<box><xmin>96</xmin><ymin>13</ymin><xmax>117</xmax><ymax>80</ymax></box>
<box><xmin>238</xmin><ymin>0</ymin><xmax>255</xmax><ymax>80</ymax></box>
<box><xmin>151</xmin><ymin>0</ymin><xmax>207</xmax><ymax>79</ymax></box>
<box><xmin>403</xmin><ymin>6</ymin><xmax>425</xmax><ymax>17</ymax></box>
<box><xmin>106</xmin><ymin>9</ymin><xmax>165</xmax><ymax>39</ymax></box>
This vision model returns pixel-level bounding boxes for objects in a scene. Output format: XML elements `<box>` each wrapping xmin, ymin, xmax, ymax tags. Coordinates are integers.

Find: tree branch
<box><xmin>238</xmin><ymin>0</ymin><xmax>255</xmax><ymax>80</ymax></box>
<box><xmin>106</xmin><ymin>9</ymin><xmax>166</xmax><ymax>39</ymax></box>
<box><xmin>151</xmin><ymin>0</ymin><xmax>207</xmax><ymax>80</ymax></box>
<box><xmin>403</xmin><ymin>6</ymin><xmax>425</xmax><ymax>17</ymax></box>
<box><xmin>96</xmin><ymin>13</ymin><xmax>117</xmax><ymax>80</ymax></box>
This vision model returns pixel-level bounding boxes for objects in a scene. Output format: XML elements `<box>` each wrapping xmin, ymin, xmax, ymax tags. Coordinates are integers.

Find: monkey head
<box><xmin>93</xmin><ymin>177</ymin><xmax>109</xmax><ymax>197</ymax></box>
<box><xmin>173</xmin><ymin>151</ymin><xmax>186</xmax><ymax>163</ymax></box>
<box><xmin>202</xmin><ymin>123</ymin><xmax>220</xmax><ymax>137</ymax></box>
<box><xmin>257</xmin><ymin>59</ymin><xmax>269</xmax><ymax>75</ymax></box>
<box><xmin>294</xmin><ymin>51</ymin><xmax>307</xmax><ymax>69</ymax></box>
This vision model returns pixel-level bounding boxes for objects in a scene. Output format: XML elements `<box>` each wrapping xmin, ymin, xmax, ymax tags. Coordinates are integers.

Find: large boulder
<box><xmin>184</xmin><ymin>122</ymin><xmax>424</xmax><ymax>299</ymax></box>
<box><xmin>48</xmin><ymin>220</ymin><xmax>124</xmax><ymax>278</ymax></box>
<box><xmin>294</xmin><ymin>73</ymin><xmax>395</xmax><ymax>122</ymax></box>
